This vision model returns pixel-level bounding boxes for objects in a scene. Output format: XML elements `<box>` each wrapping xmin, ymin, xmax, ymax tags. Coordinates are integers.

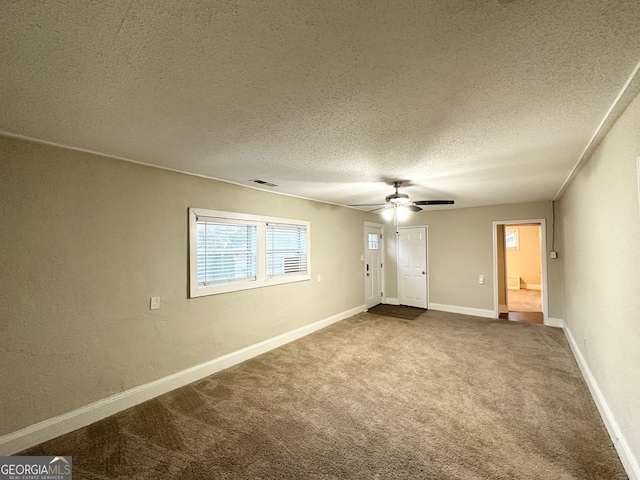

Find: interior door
<box><xmin>398</xmin><ymin>227</ymin><xmax>427</xmax><ymax>308</ymax></box>
<box><xmin>365</xmin><ymin>225</ymin><xmax>383</xmax><ymax>309</ymax></box>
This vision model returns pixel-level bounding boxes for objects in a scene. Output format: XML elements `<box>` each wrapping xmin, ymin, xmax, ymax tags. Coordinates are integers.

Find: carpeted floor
<box><xmin>21</xmin><ymin>310</ymin><xmax>625</xmax><ymax>479</ymax></box>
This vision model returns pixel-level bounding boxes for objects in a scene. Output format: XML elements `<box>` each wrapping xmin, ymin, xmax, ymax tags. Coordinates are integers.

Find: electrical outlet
<box><xmin>550</xmin><ymin>251</ymin><xmax>558</xmax><ymax>259</ymax></box>
<box><xmin>317</xmin><ymin>275</ymin><xmax>322</xmax><ymax>282</ymax></box>
<box><xmin>150</xmin><ymin>296</ymin><xmax>161</xmax><ymax>310</ymax></box>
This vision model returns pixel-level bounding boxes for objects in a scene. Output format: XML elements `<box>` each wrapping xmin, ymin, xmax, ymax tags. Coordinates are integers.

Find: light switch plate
<box><xmin>150</xmin><ymin>296</ymin><xmax>161</xmax><ymax>310</ymax></box>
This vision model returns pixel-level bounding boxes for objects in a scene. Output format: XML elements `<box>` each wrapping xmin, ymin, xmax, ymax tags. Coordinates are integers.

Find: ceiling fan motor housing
<box><xmin>385</xmin><ymin>192</ymin><xmax>411</xmax><ymax>204</ymax></box>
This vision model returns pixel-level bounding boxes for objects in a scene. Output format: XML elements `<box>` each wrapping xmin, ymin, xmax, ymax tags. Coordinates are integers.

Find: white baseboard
<box><xmin>383</xmin><ymin>297</ymin><xmax>399</xmax><ymax>305</ymax></box>
<box><xmin>524</xmin><ymin>284</ymin><xmax>542</xmax><ymax>290</ymax></box>
<box><xmin>545</xmin><ymin>317</ymin><xmax>564</xmax><ymax>328</ymax></box>
<box><xmin>0</xmin><ymin>304</ymin><xmax>365</xmax><ymax>456</ymax></box>
<box><xmin>563</xmin><ymin>324</ymin><xmax>639</xmax><ymax>480</ymax></box>
<box><xmin>428</xmin><ymin>303</ymin><xmax>494</xmax><ymax>319</ymax></box>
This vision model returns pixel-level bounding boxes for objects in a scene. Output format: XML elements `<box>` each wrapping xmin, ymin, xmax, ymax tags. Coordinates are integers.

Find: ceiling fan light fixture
<box><xmin>396</xmin><ymin>206</ymin><xmax>411</xmax><ymax>221</ymax></box>
<box><xmin>381</xmin><ymin>208</ymin><xmax>394</xmax><ymax>220</ymax></box>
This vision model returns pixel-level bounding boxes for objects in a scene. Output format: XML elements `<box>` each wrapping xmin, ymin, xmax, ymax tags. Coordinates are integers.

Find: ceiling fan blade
<box><xmin>407</xmin><ymin>205</ymin><xmax>423</xmax><ymax>212</ymax></box>
<box><xmin>366</xmin><ymin>206</ymin><xmax>389</xmax><ymax>213</ymax></box>
<box><xmin>414</xmin><ymin>200</ymin><xmax>455</xmax><ymax>205</ymax></box>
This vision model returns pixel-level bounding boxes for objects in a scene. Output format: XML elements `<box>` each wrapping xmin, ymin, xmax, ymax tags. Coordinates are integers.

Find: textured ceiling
<box><xmin>1</xmin><ymin>1</ymin><xmax>640</xmax><ymax>209</ymax></box>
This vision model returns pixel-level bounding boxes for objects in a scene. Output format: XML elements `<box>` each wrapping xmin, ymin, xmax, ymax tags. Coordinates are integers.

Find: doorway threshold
<box><xmin>499</xmin><ymin>311</ymin><xmax>543</xmax><ymax>324</ymax></box>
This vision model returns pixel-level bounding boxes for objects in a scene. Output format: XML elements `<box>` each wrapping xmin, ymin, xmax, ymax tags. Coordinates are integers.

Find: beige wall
<box><xmin>0</xmin><ymin>136</ymin><xmax>371</xmax><ymax>436</ymax></box>
<box><xmin>506</xmin><ymin>225</ymin><xmax>542</xmax><ymax>289</ymax></box>
<box><xmin>383</xmin><ymin>201</ymin><xmax>562</xmax><ymax>317</ymax></box>
<box><xmin>556</xmin><ymin>91</ymin><xmax>640</xmax><ymax>465</ymax></box>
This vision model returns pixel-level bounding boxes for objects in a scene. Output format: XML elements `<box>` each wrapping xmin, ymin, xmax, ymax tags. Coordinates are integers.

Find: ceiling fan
<box><xmin>348</xmin><ymin>181</ymin><xmax>454</xmax><ymax>213</ymax></box>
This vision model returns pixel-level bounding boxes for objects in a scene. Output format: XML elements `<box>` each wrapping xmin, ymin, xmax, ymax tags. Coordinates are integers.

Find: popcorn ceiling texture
<box><xmin>1</xmin><ymin>1</ymin><xmax>640</xmax><ymax>208</ymax></box>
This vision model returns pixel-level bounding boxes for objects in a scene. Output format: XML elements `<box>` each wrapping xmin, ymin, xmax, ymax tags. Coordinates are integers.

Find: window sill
<box><xmin>189</xmin><ymin>274</ymin><xmax>311</xmax><ymax>298</ymax></box>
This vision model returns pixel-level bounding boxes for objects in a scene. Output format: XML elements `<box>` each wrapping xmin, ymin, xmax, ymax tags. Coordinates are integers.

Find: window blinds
<box><xmin>196</xmin><ymin>222</ymin><xmax>257</xmax><ymax>285</ymax></box>
<box><xmin>266</xmin><ymin>223</ymin><xmax>308</xmax><ymax>277</ymax></box>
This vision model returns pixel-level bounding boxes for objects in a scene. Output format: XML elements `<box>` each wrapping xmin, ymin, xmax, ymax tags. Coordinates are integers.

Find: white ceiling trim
<box><xmin>554</xmin><ymin>59</ymin><xmax>640</xmax><ymax>201</ymax></box>
<box><xmin>0</xmin><ymin>130</ymin><xmax>355</xmax><ymax>210</ymax></box>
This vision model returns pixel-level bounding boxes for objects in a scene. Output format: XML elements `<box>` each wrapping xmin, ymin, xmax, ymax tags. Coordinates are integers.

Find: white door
<box><xmin>398</xmin><ymin>227</ymin><xmax>428</xmax><ymax>308</ymax></box>
<box><xmin>365</xmin><ymin>225</ymin><xmax>383</xmax><ymax>309</ymax></box>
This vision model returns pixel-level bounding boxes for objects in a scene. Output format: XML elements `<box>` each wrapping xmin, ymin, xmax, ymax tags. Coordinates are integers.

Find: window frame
<box><xmin>266</xmin><ymin>222</ymin><xmax>308</xmax><ymax>278</ymax></box>
<box><xmin>505</xmin><ymin>228</ymin><xmax>519</xmax><ymax>250</ymax></box>
<box><xmin>189</xmin><ymin>208</ymin><xmax>310</xmax><ymax>298</ymax></box>
<box><xmin>367</xmin><ymin>233</ymin><xmax>379</xmax><ymax>250</ymax></box>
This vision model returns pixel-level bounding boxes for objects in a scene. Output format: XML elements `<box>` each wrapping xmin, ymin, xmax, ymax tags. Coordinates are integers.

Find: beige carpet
<box><xmin>22</xmin><ymin>310</ymin><xmax>625</xmax><ymax>479</ymax></box>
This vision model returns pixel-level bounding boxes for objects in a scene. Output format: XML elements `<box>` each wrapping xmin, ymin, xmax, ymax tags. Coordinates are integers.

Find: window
<box><xmin>197</xmin><ymin>221</ymin><xmax>257</xmax><ymax>285</ymax></box>
<box><xmin>505</xmin><ymin>228</ymin><xmax>519</xmax><ymax>250</ymax></box>
<box><xmin>266</xmin><ymin>223</ymin><xmax>307</xmax><ymax>277</ymax></box>
<box><xmin>189</xmin><ymin>208</ymin><xmax>310</xmax><ymax>297</ymax></box>
<box><xmin>368</xmin><ymin>233</ymin><xmax>379</xmax><ymax>250</ymax></box>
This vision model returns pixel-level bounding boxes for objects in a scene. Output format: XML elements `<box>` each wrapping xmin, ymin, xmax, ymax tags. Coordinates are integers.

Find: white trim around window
<box><xmin>189</xmin><ymin>208</ymin><xmax>311</xmax><ymax>298</ymax></box>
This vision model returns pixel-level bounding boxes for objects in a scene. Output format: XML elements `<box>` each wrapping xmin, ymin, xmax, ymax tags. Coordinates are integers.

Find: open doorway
<box><xmin>493</xmin><ymin>220</ymin><xmax>548</xmax><ymax>325</ymax></box>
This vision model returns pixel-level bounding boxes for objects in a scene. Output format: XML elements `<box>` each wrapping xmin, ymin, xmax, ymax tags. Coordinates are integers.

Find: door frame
<box><xmin>397</xmin><ymin>225</ymin><xmax>429</xmax><ymax>309</ymax></box>
<box><xmin>492</xmin><ymin>219</ymin><xmax>549</xmax><ymax>324</ymax></box>
<box><xmin>364</xmin><ymin>221</ymin><xmax>385</xmax><ymax>309</ymax></box>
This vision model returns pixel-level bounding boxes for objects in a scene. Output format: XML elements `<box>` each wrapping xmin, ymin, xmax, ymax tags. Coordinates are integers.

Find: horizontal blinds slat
<box><xmin>197</xmin><ymin>222</ymin><xmax>257</xmax><ymax>285</ymax></box>
<box><xmin>266</xmin><ymin>223</ymin><xmax>307</xmax><ymax>277</ymax></box>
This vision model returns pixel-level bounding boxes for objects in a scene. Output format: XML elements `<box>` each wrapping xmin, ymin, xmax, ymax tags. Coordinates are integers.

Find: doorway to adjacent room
<box><xmin>493</xmin><ymin>220</ymin><xmax>548</xmax><ymax>324</ymax></box>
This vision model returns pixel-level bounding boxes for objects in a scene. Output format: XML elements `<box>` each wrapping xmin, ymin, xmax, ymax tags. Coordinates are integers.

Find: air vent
<box><xmin>251</xmin><ymin>179</ymin><xmax>278</xmax><ymax>187</ymax></box>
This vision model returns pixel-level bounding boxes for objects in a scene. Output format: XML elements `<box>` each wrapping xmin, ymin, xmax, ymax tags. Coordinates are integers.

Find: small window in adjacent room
<box><xmin>368</xmin><ymin>233</ymin><xmax>379</xmax><ymax>250</ymax></box>
<box><xmin>189</xmin><ymin>208</ymin><xmax>310</xmax><ymax>297</ymax></box>
<box><xmin>505</xmin><ymin>228</ymin><xmax>519</xmax><ymax>250</ymax></box>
